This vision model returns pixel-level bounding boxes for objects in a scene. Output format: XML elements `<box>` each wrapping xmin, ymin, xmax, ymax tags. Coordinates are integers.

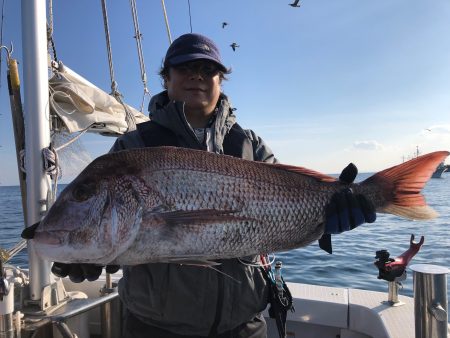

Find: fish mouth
<box><xmin>34</xmin><ymin>230</ymin><xmax>68</xmax><ymax>245</ymax></box>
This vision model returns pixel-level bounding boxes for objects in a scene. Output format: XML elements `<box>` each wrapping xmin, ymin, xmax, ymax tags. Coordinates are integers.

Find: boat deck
<box><xmin>265</xmin><ymin>282</ymin><xmax>417</xmax><ymax>338</ymax></box>
<box><xmin>63</xmin><ymin>277</ymin><xmax>428</xmax><ymax>338</ymax></box>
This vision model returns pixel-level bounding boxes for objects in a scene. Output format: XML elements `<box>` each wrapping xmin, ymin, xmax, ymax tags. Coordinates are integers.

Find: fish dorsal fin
<box><xmin>269</xmin><ymin>163</ymin><xmax>337</xmax><ymax>182</ymax></box>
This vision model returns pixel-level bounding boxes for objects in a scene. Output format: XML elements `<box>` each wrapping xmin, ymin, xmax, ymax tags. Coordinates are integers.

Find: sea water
<box><xmin>277</xmin><ymin>173</ymin><xmax>450</xmax><ymax>295</ymax></box>
<box><xmin>0</xmin><ymin>173</ymin><xmax>449</xmax><ymax>308</ymax></box>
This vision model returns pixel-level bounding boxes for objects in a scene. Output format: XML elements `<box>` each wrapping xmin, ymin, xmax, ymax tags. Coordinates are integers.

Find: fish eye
<box><xmin>72</xmin><ymin>183</ymin><xmax>97</xmax><ymax>202</ymax></box>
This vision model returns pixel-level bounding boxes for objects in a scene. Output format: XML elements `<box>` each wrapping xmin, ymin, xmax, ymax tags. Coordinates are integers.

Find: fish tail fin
<box><xmin>361</xmin><ymin>151</ymin><xmax>449</xmax><ymax>220</ymax></box>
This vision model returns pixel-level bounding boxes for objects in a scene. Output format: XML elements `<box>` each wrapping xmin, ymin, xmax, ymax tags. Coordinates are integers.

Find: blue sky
<box><xmin>1</xmin><ymin>0</ymin><xmax>450</xmax><ymax>186</ymax></box>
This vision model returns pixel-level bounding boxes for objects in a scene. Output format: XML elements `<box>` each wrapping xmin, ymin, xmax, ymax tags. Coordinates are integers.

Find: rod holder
<box><xmin>410</xmin><ymin>264</ymin><xmax>449</xmax><ymax>338</ymax></box>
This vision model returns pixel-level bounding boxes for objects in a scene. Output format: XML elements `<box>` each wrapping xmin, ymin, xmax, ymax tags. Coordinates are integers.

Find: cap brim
<box><xmin>167</xmin><ymin>54</ymin><xmax>228</xmax><ymax>72</ymax></box>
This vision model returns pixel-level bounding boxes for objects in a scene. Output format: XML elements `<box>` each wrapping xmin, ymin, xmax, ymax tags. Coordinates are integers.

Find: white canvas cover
<box><xmin>49</xmin><ymin>63</ymin><xmax>149</xmax><ymax>135</ymax></box>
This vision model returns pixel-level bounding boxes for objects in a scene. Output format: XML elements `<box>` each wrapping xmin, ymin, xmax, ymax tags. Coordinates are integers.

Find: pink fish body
<box><xmin>29</xmin><ymin>147</ymin><xmax>448</xmax><ymax>265</ymax></box>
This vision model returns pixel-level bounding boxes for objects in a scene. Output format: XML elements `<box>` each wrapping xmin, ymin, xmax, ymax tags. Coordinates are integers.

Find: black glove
<box><xmin>51</xmin><ymin>262</ymin><xmax>120</xmax><ymax>283</ymax></box>
<box><xmin>324</xmin><ymin>163</ymin><xmax>376</xmax><ymax>234</ymax></box>
<box><xmin>319</xmin><ymin>163</ymin><xmax>376</xmax><ymax>254</ymax></box>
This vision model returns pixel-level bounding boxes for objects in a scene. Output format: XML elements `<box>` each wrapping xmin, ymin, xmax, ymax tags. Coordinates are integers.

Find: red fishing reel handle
<box><xmin>384</xmin><ymin>234</ymin><xmax>424</xmax><ymax>271</ymax></box>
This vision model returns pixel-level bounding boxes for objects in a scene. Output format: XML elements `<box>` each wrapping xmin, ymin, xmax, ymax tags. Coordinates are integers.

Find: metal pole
<box><xmin>100</xmin><ymin>275</ymin><xmax>121</xmax><ymax>338</ymax></box>
<box><xmin>7</xmin><ymin>58</ymin><xmax>28</xmax><ymax>224</ymax></box>
<box><xmin>21</xmin><ymin>0</ymin><xmax>52</xmax><ymax>301</ymax></box>
<box><xmin>410</xmin><ymin>264</ymin><xmax>449</xmax><ymax>338</ymax></box>
<box><xmin>0</xmin><ymin>314</ymin><xmax>13</xmax><ymax>338</ymax></box>
<box><xmin>0</xmin><ymin>279</ymin><xmax>14</xmax><ymax>338</ymax></box>
<box><xmin>388</xmin><ymin>281</ymin><xmax>399</xmax><ymax>304</ymax></box>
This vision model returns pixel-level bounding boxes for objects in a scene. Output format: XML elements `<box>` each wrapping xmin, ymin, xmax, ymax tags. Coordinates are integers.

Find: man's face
<box><xmin>166</xmin><ymin>60</ymin><xmax>222</xmax><ymax>116</ymax></box>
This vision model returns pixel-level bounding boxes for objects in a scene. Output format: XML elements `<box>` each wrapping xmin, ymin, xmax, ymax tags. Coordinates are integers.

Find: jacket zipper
<box><xmin>208</xmin><ymin>265</ymin><xmax>224</xmax><ymax>337</ymax></box>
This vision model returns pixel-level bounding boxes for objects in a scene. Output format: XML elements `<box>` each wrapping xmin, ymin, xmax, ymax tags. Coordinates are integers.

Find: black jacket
<box><xmin>112</xmin><ymin>91</ymin><xmax>277</xmax><ymax>336</ymax></box>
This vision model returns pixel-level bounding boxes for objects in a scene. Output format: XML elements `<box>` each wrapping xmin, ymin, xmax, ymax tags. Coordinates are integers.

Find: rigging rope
<box><xmin>187</xmin><ymin>0</ymin><xmax>192</xmax><ymax>33</ymax></box>
<box><xmin>47</xmin><ymin>0</ymin><xmax>53</xmax><ymax>37</ymax></box>
<box><xmin>0</xmin><ymin>0</ymin><xmax>7</xmax><ymax>87</ymax></box>
<box><xmin>46</xmin><ymin>0</ymin><xmax>58</xmax><ymax>63</ymax></box>
<box><xmin>41</xmin><ymin>127</ymin><xmax>90</xmax><ymax>198</ymax></box>
<box><xmin>42</xmin><ymin>145</ymin><xmax>61</xmax><ymax>200</ymax></box>
<box><xmin>129</xmin><ymin>0</ymin><xmax>151</xmax><ymax>113</ymax></box>
<box><xmin>100</xmin><ymin>0</ymin><xmax>118</xmax><ymax>95</ymax></box>
<box><xmin>161</xmin><ymin>0</ymin><xmax>172</xmax><ymax>44</ymax></box>
<box><xmin>100</xmin><ymin>0</ymin><xmax>136</xmax><ymax>131</ymax></box>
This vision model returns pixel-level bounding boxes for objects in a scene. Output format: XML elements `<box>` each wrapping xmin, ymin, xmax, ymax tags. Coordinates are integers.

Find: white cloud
<box><xmin>352</xmin><ymin>140</ymin><xmax>384</xmax><ymax>151</ymax></box>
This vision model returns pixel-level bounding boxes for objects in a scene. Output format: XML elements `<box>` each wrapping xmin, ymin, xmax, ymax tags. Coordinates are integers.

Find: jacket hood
<box><xmin>147</xmin><ymin>91</ymin><xmax>237</xmax><ymax>153</ymax></box>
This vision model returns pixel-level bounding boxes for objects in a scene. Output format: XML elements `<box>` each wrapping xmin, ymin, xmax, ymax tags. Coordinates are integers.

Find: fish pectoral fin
<box><xmin>21</xmin><ymin>222</ymin><xmax>40</xmax><ymax>239</ymax></box>
<box><xmin>318</xmin><ymin>233</ymin><xmax>333</xmax><ymax>254</ymax></box>
<box><xmin>151</xmin><ymin>208</ymin><xmax>248</xmax><ymax>226</ymax></box>
<box><xmin>165</xmin><ymin>257</ymin><xmax>221</xmax><ymax>266</ymax></box>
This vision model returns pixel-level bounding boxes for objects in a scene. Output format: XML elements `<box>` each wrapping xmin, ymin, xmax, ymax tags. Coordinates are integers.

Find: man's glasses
<box><xmin>174</xmin><ymin>61</ymin><xmax>220</xmax><ymax>77</ymax></box>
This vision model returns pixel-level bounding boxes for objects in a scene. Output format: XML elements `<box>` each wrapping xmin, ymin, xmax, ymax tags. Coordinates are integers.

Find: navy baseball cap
<box><xmin>164</xmin><ymin>33</ymin><xmax>227</xmax><ymax>72</ymax></box>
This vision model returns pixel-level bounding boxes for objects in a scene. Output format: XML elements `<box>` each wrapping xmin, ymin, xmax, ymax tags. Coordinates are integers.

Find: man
<box><xmin>52</xmin><ymin>33</ymin><xmax>375</xmax><ymax>337</ymax></box>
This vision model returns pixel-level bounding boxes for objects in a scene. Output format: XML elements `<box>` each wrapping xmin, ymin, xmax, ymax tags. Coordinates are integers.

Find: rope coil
<box><xmin>42</xmin><ymin>145</ymin><xmax>61</xmax><ymax>181</ymax></box>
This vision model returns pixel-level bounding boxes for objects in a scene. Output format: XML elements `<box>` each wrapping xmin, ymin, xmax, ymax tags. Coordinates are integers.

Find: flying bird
<box><xmin>222</xmin><ymin>22</ymin><xmax>228</xmax><ymax>29</ymax></box>
<box><xmin>289</xmin><ymin>0</ymin><xmax>301</xmax><ymax>7</ymax></box>
<box><xmin>230</xmin><ymin>43</ymin><xmax>240</xmax><ymax>51</ymax></box>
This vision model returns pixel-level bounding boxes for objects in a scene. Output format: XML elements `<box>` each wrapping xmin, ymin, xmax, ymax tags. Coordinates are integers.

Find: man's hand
<box><xmin>324</xmin><ymin>163</ymin><xmax>376</xmax><ymax>234</ymax></box>
<box><xmin>51</xmin><ymin>262</ymin><xmax>120</xmax><ymax>283</ymax></box>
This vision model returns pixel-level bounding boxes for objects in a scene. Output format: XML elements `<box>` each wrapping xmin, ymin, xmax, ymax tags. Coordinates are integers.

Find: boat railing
<box><xmin>13</xmin><ymin>280</ymin><xmax>119</xmax><ymax>338</ymax></box>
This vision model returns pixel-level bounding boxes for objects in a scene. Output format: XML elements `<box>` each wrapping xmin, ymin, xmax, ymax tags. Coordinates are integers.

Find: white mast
<box><xmin>21</xmin><ymin>0</ymin><xmax>52</xmax><ymax>300</ymax></box>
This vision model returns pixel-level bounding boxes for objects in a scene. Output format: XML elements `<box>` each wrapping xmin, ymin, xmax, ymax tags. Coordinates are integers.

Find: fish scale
<box><xmin>27</xmin><ymin>147</ymin><xmax>448</xmax><ymax>265</ymax></box>
<box><xmin>119</xmin><ymin>165</ymin><xmax>327</xmax><ymax>262</ymax></box>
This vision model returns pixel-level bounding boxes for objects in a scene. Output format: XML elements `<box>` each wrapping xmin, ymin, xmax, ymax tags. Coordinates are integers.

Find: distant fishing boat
<box><xmin>431</xmin><ymin>162</ymin><xmax>447</xmax><ymax>178</ymax></box>
<box><xmin>403</xmin><ymin>146</ymin><xmax>447</xmax><ymax>179</ymax></box>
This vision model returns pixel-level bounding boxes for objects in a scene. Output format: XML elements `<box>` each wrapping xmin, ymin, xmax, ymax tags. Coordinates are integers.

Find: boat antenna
<box><xmin>187</xmin><ymin>0</ymin><xmax>193</xmax><ymax>33</ymax></box>
<box><xmin>100</xmin><ymin>0</ymin><xmax>136</xmax><ymax>131</ymax></box>
<box><xmin>161</xmin><ymin>0</ymin><xmax>173</xmax><ymax>44</ymax></box>
<box><xmin>129</xmin><ymin>0</ymin><xmax>151</xmax><ymax>113</ymax></box>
